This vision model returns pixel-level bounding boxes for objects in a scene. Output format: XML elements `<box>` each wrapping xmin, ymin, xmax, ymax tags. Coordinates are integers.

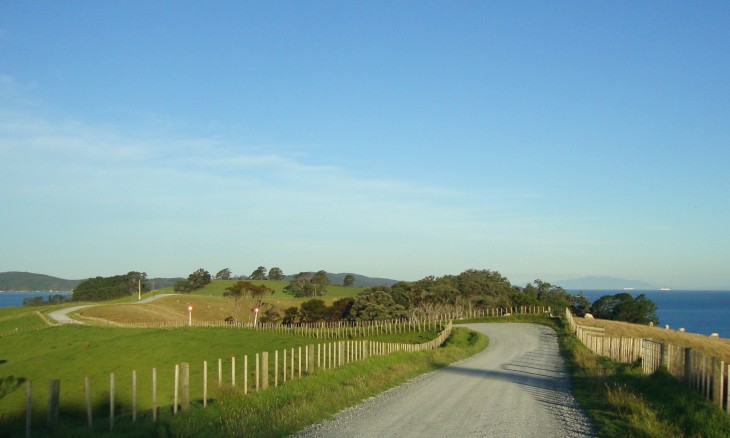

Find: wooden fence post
<box><xmin>262</xmin><ymin>352</ymin><xmax>269</xmax><ymax>389</ymax></box>
<box><xmin>244</xmin><ymin>355</ymin><xmax>248</xmax><ymax>394</ymax></box>
<box><xmin>684</xmin><ymin>348</ymin><xmax>693</xmax><ymax>386</ymax></box>
<box><xmin>174</xmin><ymin>364</ymin><xmax>179</xmax><ymax>415</ymax></box>
<box><xmin>203</xmin><ymin>360</ymin><xmax>208</xmax><ymax>408</ymax></box>
<box><xmin>152</xmin><ymin>368</ymin><xmax>157</xmax><ymax>422</ymax></box>
<box><xmin>25</xmin><ymin>380</ymin><xmax>31</xmax><ymax>438</ymax></box>
<box><xmin>181</xmin><ymin>362</ymin><xmax>190</xmax><ymax>412</ymax></box>
<box><xmin>256</xmin><ymin>353</ymin><xmax>260</xmax><ymax>391</ymax></box>
<box><xmin>47</xmin><ymin>379</ymin><xmax>60</xmax><ymax>433</ymax></box>
<box><xmin>232</xmin><ymin>356</ymin><xmax>238</xmax><ymax>387</ymax></box>
<box><xmin>109</xmin><ymin>372</ymin><xmax>115</xmax><ymax>431</ymax></box>
<box><xmin>132</xmin><ymin>370</ymin><xmax>137</xmax><ymax>422</ymax></box>
<box><xmin>275</xmin><ymin>351</ymin><xmax>279</xmax><ymax>387</ymax></box>
<box><xmin>84</xmin><ymin>377</ymin><xmax>92</xmax><ymax>430</ymax></box>
<box><xmin>298</xmin><ymin>347</ymin><xmax>302</xmax><ymax>378</ymax></box>
<box><xmin>712</xmin><ymin>358</ymin><xmax>724</xmax><ymax>407</ymax></box>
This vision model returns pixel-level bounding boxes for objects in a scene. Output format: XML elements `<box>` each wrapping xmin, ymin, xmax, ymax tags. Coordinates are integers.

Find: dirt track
<box><xmin>295</xmin><ymin>323</ymin><xmax>593</xmax><ymax>438</ymax></box>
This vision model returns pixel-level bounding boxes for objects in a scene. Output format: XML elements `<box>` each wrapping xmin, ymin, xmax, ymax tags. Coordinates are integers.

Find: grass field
<box><xmin>2</xmin><ymin>326</ymin><xmax>487</xmax><ymax>437</ymax></box>
<box><xmin>78</xmin><ymin>280</ymin><xmax>366</xmax><ymax>324</ymax></box>
<box><xmin>0</xmin><ymin>316</ymin><xmax>442</xmax><ymax>434</ymax></box>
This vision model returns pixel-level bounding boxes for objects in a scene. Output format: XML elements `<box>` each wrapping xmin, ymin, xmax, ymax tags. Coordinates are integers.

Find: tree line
<box><xmin>68</xmin><ymin>266</ymin><xmax>658</xmax><ymax>325</ymax></box>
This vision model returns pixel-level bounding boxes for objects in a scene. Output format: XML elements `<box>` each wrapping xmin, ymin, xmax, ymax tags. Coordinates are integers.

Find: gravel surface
<box><xmin>47</xmin><ymin>294</ymin><xmax>175</xmax><ymax>324</ymax></box>
<box><xmin>294</xmin><ymin>323</ymin><xmax>594</xmax><ymax>438</ymax></box>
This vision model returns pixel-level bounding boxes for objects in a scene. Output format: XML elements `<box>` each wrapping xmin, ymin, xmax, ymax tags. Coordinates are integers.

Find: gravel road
<box><xmin>295</xmin><ymin>323</ymin><xmax>593</xmax><ymax>438</ymax></box>
<box><xmin>47</xmin><ymin>294</ymin><xmax>175</xmax><ymax>324</ymax></box>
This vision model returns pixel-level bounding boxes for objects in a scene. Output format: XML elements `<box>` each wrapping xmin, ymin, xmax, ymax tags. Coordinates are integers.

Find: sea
<box><xmin>573</xmin><ymin>290</ymin><xmax>730</xmax><ymax>338</ymax></box>
<box><xmin>0</xmin><ymin>291</ymin><xmax>73</xmax><ymax>307</ymax></box>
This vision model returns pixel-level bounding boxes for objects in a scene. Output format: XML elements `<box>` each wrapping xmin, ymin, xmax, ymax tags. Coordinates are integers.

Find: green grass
<box><xmin>0</xmin><ymin>311</ymin><xmax>49</xmax><ymax>336</ymax></box>
<box><xmin>193</xmin><ymin>280</ymin><xmax>364</xmax><ymax>302</ymax></box>
<box><xmin>0</xmin><ymin>321</ymin><xmax>446</xmax><ymax>435</ymax></box>
<box><xmin>557</xmin><ymin>317</ymin><xmax>730</xmax><ymax>437</ymax></box>
<box><xmin>12</xmin><ymin>327</ymin><xmax>487</xmax><ymax>437</ymax></box>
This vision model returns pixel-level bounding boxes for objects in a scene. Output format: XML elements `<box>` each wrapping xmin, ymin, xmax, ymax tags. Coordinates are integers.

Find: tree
<box><xmin>173</xmin><ymin>280</ymin><xmax>193</xmax><ymax>294</ymax></box>
<box><xmin>311</xmin><ymin>270</ymin><xmax>330</xmax><ymax>295</ymax></box>
<box><xmin>590</xmin><ymin>293</ymin><xmax>658</xmax><ymax>324</ymax></box>
<box><xmin>188</xmin><ymin>269</ymin><xmax>212</xmax><ymax>290</ymax></box>
<box><xmin>343</xmin><ymin>274</ymin><xmax>355</xmax><ymax>287</ymax></box>
<box><xmin>223</xmin><ymin>281</ymin><xmax>275</xmax><ymax>322</ymax></box>
<box><xmin>349</xmin><ymin>290</ymin><xmax>407</xmax><ymax>321</ymax></box>
<box><xmin>127</xmin><ymin>271</ymin><xmax>148</xmax><ymax>294</ymax></box>
<box><xmin>268</xmin><ymin>267</ymin><xmax>284</xmax><ymax>281</ymax></box>
<box><xmin>250</xmin><ymin>266</ymin><xmax>267</xmax><ymax>280</ymax></box>
<box><xmin>284</xmin><ymin>272</ymin><xmax>324</xmax><ymax>297</ymax></box>
<box><xmin>215</xmin><ymin>268</ymin><xmax>232</xmax><ymax>280</ymax></box>
<box><xmin>329</xmin><ymin>297</ymin><xmax>355</xmax><ymax>321</ymax></box>
<box><xmin>282</xmin><ymin>307</ymin><xmax>300</xmax><ymax>325</ymax></box>
<box><xmin>73</xmin><ymin>274</ymin><xmax>136</xmax><ymax>301</ymax></box>
<box><xmin>299</xmin><ymin>299</ymin><xmax>329</xmax><ymax>323</ymax></box>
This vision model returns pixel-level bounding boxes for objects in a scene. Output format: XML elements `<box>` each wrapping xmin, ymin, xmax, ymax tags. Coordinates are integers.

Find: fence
<box><xmin>565</xmin><ymin>308</ymin><xmax>730</xmax><ymax>414</ymax></box>
<box><xmin>21</xmin><ymin>323</ymin><xmax>452</xmax><ymax>435</ymax></box>
<box><xmin>79</xmin><ymin>305</ymin><xmax>554</xmax><ymax>338</ymax></box>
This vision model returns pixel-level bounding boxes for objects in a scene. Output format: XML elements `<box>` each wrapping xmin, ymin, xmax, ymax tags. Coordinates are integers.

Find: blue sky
<box><xmin>1</xmin><ymin>1</ymin><xmax>729</xmax><ymax>288</ymax></box>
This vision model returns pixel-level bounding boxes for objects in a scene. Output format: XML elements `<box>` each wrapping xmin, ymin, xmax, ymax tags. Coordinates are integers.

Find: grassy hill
<box><xmin>0</xmin><ymin>271</ymin><xmax>80</xmax><ymax>291</ymax></box>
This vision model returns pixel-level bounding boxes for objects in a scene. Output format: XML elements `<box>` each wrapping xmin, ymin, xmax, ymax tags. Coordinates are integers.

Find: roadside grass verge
<box><xmin>558</xmin><ymin>318</ymin><xmax>730</xmax><ymax>437</ymax></box>
<box><xmin>24</xmin><ymin>327</ymin><xmax>487</xmax><ymax>437</ymax></box>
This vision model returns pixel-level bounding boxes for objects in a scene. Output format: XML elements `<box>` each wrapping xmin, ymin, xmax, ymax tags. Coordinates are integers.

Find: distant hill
<box><xmin>148</xmin><ymin>277</ymin><xmax>185</xmax><ymax>290</ymax></box>
<box><xmin>556</xmin><ymin>276</ymin><xmax>656</xmax><ymax>291</ymax></box>
<box><xmin>270</xmin><ymin>272</ymin><xmax>399</xmax><ymax>288</ymax></box>
<box><xmin>0</xmin><ymin>271</ymin><xmax>81</xmax><ymax>291</ymax></box>
<box><xmin>325</xmin><ymin>273</ymin><xmax>399</xmax><ymax>288</ymax></box>
<box><xmin>0</xmin><ymin>271</ymin><xmax>184</xmax><ymax>292</ymax></box>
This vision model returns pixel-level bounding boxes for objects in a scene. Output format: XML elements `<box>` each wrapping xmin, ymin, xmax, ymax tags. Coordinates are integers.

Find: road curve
<box><xmin>295</xmin><ymin>323</ymin><xmax>593</xmax><ymax>438</ymax></box>
<box><xmin>47</xmin><ymin>294</ymin><xmax>175</xmax><ymax>324</ymax></box>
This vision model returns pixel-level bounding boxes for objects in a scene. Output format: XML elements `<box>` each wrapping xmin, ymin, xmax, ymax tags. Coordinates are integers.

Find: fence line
<box><xmin>565</xmin><ymin>308</ymin><xmax>729</xmax><ymax>413</ymax></box>
<box><xmin>78</xmin><ymin>306</ymin><xmax>552</xmax><ymax>338</ymax></box>
<box><xmin>22</xmin><ymin>322</ymin><xmax>453</xmax><ymax>435</ymax></box>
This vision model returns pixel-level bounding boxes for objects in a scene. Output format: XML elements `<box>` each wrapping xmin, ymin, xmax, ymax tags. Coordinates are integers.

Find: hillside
<box><xmin>323</xmin><ymin>272</ymin><xmax>399</xmax><ymax>287</ymax></box>
<box><xmin>0</xmin><ymin>271</ymin><xmax>81</xmax><ymax>291</ymax></box>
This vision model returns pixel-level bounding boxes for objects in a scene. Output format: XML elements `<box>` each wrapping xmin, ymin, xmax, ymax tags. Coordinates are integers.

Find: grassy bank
<box><xmin>3</xmin><ymin>327</ymin><xmax>486</xmax><ymax>437</ymax></box>
<box><xmin>558</xmin><ymin>318</ymin><xmax>730</xmax><ymax>437</ymax></box>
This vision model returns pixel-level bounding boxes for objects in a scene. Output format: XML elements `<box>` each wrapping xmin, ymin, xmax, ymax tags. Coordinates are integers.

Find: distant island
<box><xmin>0</xmin><ymin>271</ymin><xmax>81</xmax><ymax>292</ymax></box>
<box><xmin>555</xmin><ymin>276</ymin><xmax>657</xmax><ymax>291</ymax></box>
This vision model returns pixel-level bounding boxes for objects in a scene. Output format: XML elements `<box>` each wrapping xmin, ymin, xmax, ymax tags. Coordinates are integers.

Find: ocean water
<box><xmin>574</xmin><ymin>290</ymin><xmax>730</xmax><ymax>338</ymax></box>
<box><xmin>0</xmin><ymin>291</ymin><xmax>72</xmax><ymax>307</ymax></box>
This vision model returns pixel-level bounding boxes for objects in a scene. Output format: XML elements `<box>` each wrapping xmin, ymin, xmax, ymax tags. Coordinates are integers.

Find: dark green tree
<box><xmin>349</xmin><ymin>290</ymin><xmax>407</xmax><ymax>321</ymax></box>
<box><xmin>299</xmin><ymin>299</ymin><xmax>329</xmax><ymax>323</ymax></box>
<box><xmin>127</xmin><ymin>271</ymin><xmax>148</xmax><ymax>294</ymax></box>
<box><xmin>590</xmin><ymin>293</ymin><xmax>658</xmax><ymax>324</ymax></box>
<box><xmin>311</xmin><ymin>270</ymin><xmax>330</xmax><ymax>295</ymax></box>
<box><xmin>329</xmin><ymin>297</ymin><xmax>355</xmax><ymax>321</ymax></box>
<box><xmin>343</xmin><ymin>274</ymin><xmax>355</xmax><ymax>287</ymax></box>
<box><xmin>73</xmin><ymin>273</ymin><xmax>142</xmax><ymax>301</ymax></box>
<box><xmin>215</xmin><ymin>268</ymin><xmax>232</xmax><ymax>280</ymax></box>
<box><xmin>282</xmin><ymin>306</ymin><xmax>300</xmax><ymax>325</ymax></box>
<box><xmin>249</xmin><ymin>266</ymin><xmax>267</xmax><ymax>280</ymax></box>
<box><xmin>187</xmin><ymin>268</ymin><xmax>212</xmax><ymax>290</ymax></box>
<box><xmin>268</xmin><ymin>267</ymin><xmax>284</xmax><ymax>281</ymax></box>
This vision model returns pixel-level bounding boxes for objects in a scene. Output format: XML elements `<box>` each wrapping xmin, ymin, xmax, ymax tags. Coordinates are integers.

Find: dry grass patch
<box><xmin>576</xmin><ymin>316</ymin><xmax>730</xmax><ymax>363</ymax></box>
<box><xmin>80</xmin><ymin>295</ymin><xmax>232</xmax><ymax>323</ymax></box>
